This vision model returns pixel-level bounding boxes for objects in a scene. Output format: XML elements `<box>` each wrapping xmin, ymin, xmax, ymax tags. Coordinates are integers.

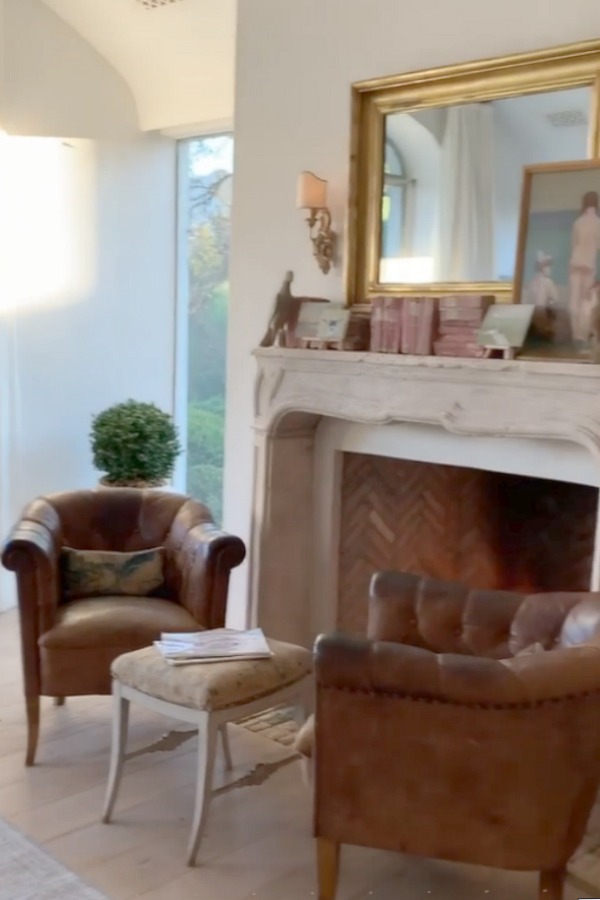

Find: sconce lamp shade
<box><xmin>297</xmin><ymin>171</ymin><xmax>327</xmax><ymax>209</ymax></box>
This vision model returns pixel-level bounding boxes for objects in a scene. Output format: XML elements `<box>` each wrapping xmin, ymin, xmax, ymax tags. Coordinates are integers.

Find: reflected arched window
<box><xmin>382</xmin><ymin>138</ymin><xmax>412</xmax><ymax>259</ymax></box>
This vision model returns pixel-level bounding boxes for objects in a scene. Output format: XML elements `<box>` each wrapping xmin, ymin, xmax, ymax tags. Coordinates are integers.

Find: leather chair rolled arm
<box><xmin>167</xmin><ymin>518</ymin><xmax>246</xmax><ymax>629</ymax></box>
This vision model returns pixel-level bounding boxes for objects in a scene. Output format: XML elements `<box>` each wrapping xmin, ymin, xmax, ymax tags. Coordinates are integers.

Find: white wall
<box><xmin>224</xmin><ymin>0</ymin><xmax>600</xmax><ymax>624</ymax></box>
<box><xmin>493</xmin><ymin>89</ymin><xmax>589</xmax><ymax>278</ymax></box>
<box><xmin>5</xmin><ymin>136</ymin><xmax>176</xmax><ymax>496</ymax></box>
<box><xmin>385</xmin><ymin>114</ymin><xmax>441</xmax><ymax>260</ymax></box>
<box><xmin>0</xmin><ymin>1</ymin><xmax>176</xmax><ymax>612</ymax></box>
<box><xmin>2</xmin><ymin>0</ymin><xmax>138</xmax><ymax>137</ymax></box>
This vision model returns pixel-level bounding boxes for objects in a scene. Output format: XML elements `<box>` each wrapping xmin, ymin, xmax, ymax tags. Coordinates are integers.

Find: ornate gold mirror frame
<box><xmin>346</xmin><ymin>40</ymin><xmax>600</xmax><ymax>308</ymax></box>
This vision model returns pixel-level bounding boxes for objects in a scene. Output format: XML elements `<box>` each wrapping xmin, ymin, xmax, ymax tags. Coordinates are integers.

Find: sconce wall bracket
<box><xmin>305</xmin><ymin>207</ymin><xmax>336</xmax><ymax>275</ymax></box>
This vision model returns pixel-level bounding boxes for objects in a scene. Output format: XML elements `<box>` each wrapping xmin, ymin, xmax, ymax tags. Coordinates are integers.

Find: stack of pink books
<box><xmin>433</xmin><ymin>295</ymin><xmax>494</xmax><ymax>358</ymax></box>
<box><xmin>370</xmin><ymin>297</ymin><xmax>404</xmax><ymax>353</ymax></box>
<box><xmin>401</xmin><ymin>297</ymin><xmax>437</xmax><ymax>355</ymax></box>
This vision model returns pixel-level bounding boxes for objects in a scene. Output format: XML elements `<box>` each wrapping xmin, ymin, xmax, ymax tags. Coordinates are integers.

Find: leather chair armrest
<box><xmin>315</xmin><ymin>632</ymin><xmax>600</xmax><ymax>706</ymax></box>
<box><xmin>2</xmin><ymin>520</ymin><xmax>60</xmax><ymax>627</ymax></box>
<box><xmin>168</xmin><ymin>516</ymin><xmax>246</xmax><ymax>628</ymax></box>
<box><xmin>2</xmin><ymin>519</ymin><xmax>57</xmax><ymax>571</ymax></box>
<box><xmin>2</xmin><ymin>519</ymin><xmax>61</xmax><ymax>695</ymax></box>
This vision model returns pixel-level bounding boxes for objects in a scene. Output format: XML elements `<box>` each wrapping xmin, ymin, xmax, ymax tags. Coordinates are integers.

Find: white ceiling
<box><xmin>40</xmin><ymin>0</ymin><xmax>237</xmax><ymax>132</ymax></box>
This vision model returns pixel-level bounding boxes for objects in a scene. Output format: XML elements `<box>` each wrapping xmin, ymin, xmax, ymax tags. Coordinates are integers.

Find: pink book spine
<box><xmin>437</xmin><ymin>328</ymin><xmax>479</xmax><ymax>340</ymax></box>
<box><xmin>370</xmin><ymin>298</ymin><xmax>384</xmax><ymax>352</ymax></box>
<box><xmin>436</xmin><ymin>334</ymin><xmax>482</xmax><ymax>346</ymax></box>
<box><xmin>440</xmin><ymin>308</ymin><xmax>487</xmax><ymax>325</ymax></box>
<box><xmin>402</xmin><ymin>298</ymin><xmax>435</xmax><ymax>355</ymax></box>
<box><xmin>401</xmin><ymin>299</ymin><xmax>419</xmax><ymax>354</ymax></box>
<box><xmin>415</xmin><ymin>298</ymin><xmax>435</xmax><ymax>355</ymax></box>
<box><xmin>438</xmin><ymin>323</ymin><xmax>479</xmax><ymax>335</ymax></box>
<box><xmin>382</xmin><ymin>298</ymin><xmax>403</xmax><ymax>352</ymax></box>
<box><xmin>434</xmin><ymin>341</ymin><xmax>484</xmax><ymax>357</ymax></box>
<box><xmin>439</xmin><ymin>295</ymin><xmax>494</xmax><ymax>310</ymax></box>
<box><xmin>436</xmin><ymin>338</ymin><xmax>477</xmax><ymax>348</ymax></box>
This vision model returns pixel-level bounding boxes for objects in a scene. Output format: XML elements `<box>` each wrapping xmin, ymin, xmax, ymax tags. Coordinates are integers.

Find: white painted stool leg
<box><xmin>102</xmin><ymin>681</ymin><xmax>130</xmax><ymax>824</ymax></box>
<box><xmin>220</xmin><ymin>724</ymin><xmax>233</xmax><ymax>771</ymax></box>
<box><xmin>187</xmin><ymin>714</ymin><xmax>218</xmax><ymax>866</ymax></box>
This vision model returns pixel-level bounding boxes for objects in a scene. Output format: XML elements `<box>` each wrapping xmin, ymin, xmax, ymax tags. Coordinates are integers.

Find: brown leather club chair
<box><xmin>299</xmin><ymin>571</ymin><xmax>600</xmax><ymax>900</ymax></box>
<box><xmin>1</xmin><ymin>488</ymin><xmax>246</xmax><ymax>766</ymax></box>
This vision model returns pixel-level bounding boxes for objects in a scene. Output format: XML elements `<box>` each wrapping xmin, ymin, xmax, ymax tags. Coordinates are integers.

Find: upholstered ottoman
<box><xmin>101</xmin><ymin>639</ymin><xmax>313</xmax><ymax>865</ymax></box>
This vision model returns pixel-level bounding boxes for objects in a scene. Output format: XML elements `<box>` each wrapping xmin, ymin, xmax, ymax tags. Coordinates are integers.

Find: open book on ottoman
<box><xmin>154</xmin><ymin>627</ymin><xmax>273</xmax><ymax>666</ymax></box>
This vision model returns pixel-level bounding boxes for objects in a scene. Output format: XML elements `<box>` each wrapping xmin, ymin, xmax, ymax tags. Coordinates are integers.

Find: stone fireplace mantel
<box><xmin>250</xmin><ymin>348</ymin><xmax>600</xmax><ymax>647</ymax></box>
<box><xmin>254</xmin><ymin>348</ymin><xmax>600</xmax><ymax>455</ymax></box>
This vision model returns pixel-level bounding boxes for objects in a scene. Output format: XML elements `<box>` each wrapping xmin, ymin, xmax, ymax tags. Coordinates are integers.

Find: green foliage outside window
<box><xmin>185</xmin><ymin>137</ymin><xmax>233</xmax><ymax>524</ymax></box>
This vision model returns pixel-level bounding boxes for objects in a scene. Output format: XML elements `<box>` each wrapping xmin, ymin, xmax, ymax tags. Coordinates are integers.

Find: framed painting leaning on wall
<box><xmin>514</xmin><ymin>159</ymin><xmax>600</xmax><ymax>363</ymax></box>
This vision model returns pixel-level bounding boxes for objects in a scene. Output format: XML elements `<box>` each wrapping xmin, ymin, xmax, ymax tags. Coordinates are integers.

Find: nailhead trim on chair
<box><xmin>320</xmin><ymin>684</ymin><xmax>600</xmax><ymax>710</ymax></box>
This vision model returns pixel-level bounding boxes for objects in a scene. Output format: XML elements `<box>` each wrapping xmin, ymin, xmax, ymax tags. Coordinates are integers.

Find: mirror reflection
<box><xmin>380</xmin><ymin>86</ymin><xmax>591</xmax><ymax>284</ymax></box>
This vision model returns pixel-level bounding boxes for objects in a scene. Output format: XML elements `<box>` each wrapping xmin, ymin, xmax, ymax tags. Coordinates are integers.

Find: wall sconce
<box><xmin>296</xmin><ymin>171</ymin><xmax>336</xmax><ymax>275</ymax></box>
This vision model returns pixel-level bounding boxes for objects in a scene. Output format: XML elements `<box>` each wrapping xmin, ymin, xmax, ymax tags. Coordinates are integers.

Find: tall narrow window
<box><xmin>179</xmin><ymin>134</ymin><xmax>233</xmax><ymax>524</ymax></box>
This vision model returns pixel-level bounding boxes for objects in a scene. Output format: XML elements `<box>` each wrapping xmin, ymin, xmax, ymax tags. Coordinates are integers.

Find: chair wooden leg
<box><xmin>25</xmin><ymin>696</ymin><xmax>40</xmax><ymax>767</ymax></box>
<box><xmin>220</xmin><ymin>724</ymin><xmax>233</xmax><ymax>771</ymax></box>
<box><xmin>187</xmin><ymin>715</ymin><xmax>217</xmax><ymax>867</ymax></box>
<box><xmin>102</xmin><ymin>683</ymin><xmax>130</xmax><ymax>824</ymax></box>
<box><xmin>539</xmin><ymin>868</ymin><xmax>565</xmax><ymax>899</ymax></box>
<box><xmin>317</xmin><ymin>838</ymin><xmax>340</xmax><ymax>900</ymax></box>
<box><xmin>53</xmin><ymin>697</ymin><xmax>65</xmax><ymax>707</ymax></box>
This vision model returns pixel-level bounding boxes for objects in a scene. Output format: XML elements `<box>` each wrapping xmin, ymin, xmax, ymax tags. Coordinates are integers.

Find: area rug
<box><xmin>0</xmin><ymin>816</ymin><xmax>107</xmax><ymax>900</ymax></box>
<box><xmin>237</xmin><ymin>705</ymin><xmax>299</xmax><ymax>747</ymax></box>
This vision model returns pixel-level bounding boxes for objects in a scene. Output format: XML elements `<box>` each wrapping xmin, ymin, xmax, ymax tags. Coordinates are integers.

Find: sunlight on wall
<box><xmin>0</xmin><ymin>132</ymin><xmax>93</xmax><ymax>313</ymax></box>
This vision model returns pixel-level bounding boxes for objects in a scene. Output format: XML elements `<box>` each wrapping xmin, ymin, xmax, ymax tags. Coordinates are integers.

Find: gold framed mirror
<box><xmin>346</xmin><ymin>40</ymin><xmax>600</xmax><ymax>308</ymax></box>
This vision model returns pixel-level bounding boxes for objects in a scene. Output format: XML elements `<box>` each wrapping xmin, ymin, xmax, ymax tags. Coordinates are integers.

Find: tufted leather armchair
<box><xmin>301</xmin><ymin>571</ymin><xmax>600</xmax><ymax>900</ymax></box>
<box><xmin>2</xmin><ymin>488</ymin><xmax>246</xmax><ymax>766</ymax></box>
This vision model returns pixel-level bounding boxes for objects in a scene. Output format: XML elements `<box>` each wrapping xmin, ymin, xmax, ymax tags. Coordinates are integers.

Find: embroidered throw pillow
<box><xmin>61</xmin><ymin>547</ymin><xmax>165</xmax><ymax>599</ymax></box>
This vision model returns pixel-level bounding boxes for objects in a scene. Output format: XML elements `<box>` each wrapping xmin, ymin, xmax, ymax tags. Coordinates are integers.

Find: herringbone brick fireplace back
<box><xmin>337</xmin><ymin>453</ymin><xmax>597</xmax><ymax>635</ymax></box>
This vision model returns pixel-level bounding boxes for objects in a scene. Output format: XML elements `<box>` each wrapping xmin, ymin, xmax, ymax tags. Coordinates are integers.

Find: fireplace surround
<box><xmin>250</xmin><ymin>348</ymin><xmax>600</xmax><ymax>647</ymax></box>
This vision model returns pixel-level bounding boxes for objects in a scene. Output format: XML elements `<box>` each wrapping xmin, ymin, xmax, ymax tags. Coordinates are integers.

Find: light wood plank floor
<box><xmin>0</xmin><ymin>608</ymin><xmax>595</xmax><ymax>899</ymax></box>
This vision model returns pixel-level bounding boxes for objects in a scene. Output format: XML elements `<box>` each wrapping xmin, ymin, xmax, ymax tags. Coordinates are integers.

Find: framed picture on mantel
<box><xmin>514</xmin><ymin>159</ymin><xmax>600</xmax><ymax>363</ymax></box>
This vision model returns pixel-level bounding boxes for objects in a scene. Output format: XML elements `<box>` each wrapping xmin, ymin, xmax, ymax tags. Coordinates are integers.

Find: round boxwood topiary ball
<box><xmin>91</xmin><ymin>399</ymin><xmax>181</xmax><ymax>487</ymax></box>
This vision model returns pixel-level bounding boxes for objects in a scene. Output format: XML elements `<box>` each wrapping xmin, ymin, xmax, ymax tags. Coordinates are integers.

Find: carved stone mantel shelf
<box><xmin>253</xmin><ymin>347</ymin><xmax>600</xmax><ymax>460</ymax></box>
<box><xmin>250</xmin><ymin>347</ymin><xmax>600</xmax><ymax>648</ymax></box>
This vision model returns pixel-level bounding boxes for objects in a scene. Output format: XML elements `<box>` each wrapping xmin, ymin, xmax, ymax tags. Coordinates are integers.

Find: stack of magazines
<box><xmin>154</xmin><ymin>627</ymin><xmax>273</xmax><ymax>666</ymax></box>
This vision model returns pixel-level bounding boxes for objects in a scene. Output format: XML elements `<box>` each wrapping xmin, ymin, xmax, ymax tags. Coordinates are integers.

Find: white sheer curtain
<box><xmin>0</xmin><ymin>130</ymin><xmax>21</xmax><ymax>612</ymax></box>
<box><xmin>435</xmin><ymin>103</ymin><xmax>496</xmax><ymax>282</ymax></box>
<box><xmin>0</xmin><ymin>312</ymin><xmax>20</xmax><ymax>611</ymax></box>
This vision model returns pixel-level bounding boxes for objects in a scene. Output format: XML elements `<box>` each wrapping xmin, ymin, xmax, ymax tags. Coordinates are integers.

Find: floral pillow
<box><xmin>61</xmin><ymin>547</ymin><xmax>165</xmax><ymax>599</ymax></box>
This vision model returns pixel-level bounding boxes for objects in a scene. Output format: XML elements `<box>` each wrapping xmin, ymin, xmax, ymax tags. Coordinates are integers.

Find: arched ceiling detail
<box><xmin>39</xmin><ymin>0</ymin><xmax>236</xmax><ymax>132</ymax></box>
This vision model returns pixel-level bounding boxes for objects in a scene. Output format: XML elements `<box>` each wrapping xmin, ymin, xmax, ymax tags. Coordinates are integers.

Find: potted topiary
<box><xmin>91</xmin><ymin>399</ymin><xmax>182</xmax><ymax>488</ymax></box>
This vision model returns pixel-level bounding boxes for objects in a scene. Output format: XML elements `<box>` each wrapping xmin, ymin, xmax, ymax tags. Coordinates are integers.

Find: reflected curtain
<box><xmin>435</xmin><ymin>103</ymin><xmax>496</xmax><ymax>282</ymax></box>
